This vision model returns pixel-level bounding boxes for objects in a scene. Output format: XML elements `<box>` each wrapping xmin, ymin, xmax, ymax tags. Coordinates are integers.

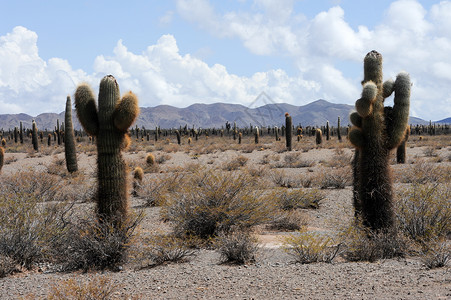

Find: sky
<box><xmin>0</xmin><ymin>0</ymin><xmax>450</xmax><ymax>121</ymax></box>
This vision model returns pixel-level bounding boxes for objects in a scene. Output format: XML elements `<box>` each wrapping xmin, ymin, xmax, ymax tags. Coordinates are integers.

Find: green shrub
<box><xmin>162</xmin><ymin>170</ymin><xmax>272</xmax><ymax>239</ymax></box>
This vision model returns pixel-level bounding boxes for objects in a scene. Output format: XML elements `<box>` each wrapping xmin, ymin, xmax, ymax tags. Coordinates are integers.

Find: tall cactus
<box><xmin>65</xmin><ymin>95</ymin><xmax>78</xmax><ymax>173</ymax></box>
<box><xmin>337</xmin><ymin>116</ymin><xmax>342</xmax><ymax>141</ymax></box>
<box><xmin>285</xmin><ymin>113</ymin><xmax>292</xmax><ymax>151</ymax></box>
<box><xmin>349</xmin><ymin>50</ymin><xmax>410</xmax><ymax>231</ymax></box>
<box><xmin>315</xmin><ymin>128</ymin><xmax>322</xmax><ymax>145</ymax></box>
<box><xmin>0</xmin><ymin>146</ymin><xmax>4</xmax><ymax>173</ymax></box>
<box><xmin>254</xmin><ymin>126</ymin><xmax>259</xmax><ymax>144</ymax></box>
<box><xmin>31</xmin><ymin>120</ymin><xmax>38</xmax><ymax>151</ymax></box>
<box><xmin>396</xmin><ymin>125</ymin><xmax>410</xmax><ymax>164</ymax></box>
<box><xmin>75</xmin><ymin>75</ymin><xmax>139</xmax><ymax>224</ymax></box>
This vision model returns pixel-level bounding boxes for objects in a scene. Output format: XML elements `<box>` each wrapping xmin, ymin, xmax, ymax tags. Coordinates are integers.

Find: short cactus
<box><xmin>349</xmin><ymin>50</ymin><xmax>410</xmax><ymax>231</ymax></box>
<box><xmin>315</xmin><ymin>128</ymin><xmax>322</xmax><ymax>145</ymax></box>
<box><xmin>132</xmin><ymin>166</ymin><xmax>144</xmax><ymax>196</ymax></box>
<box><xmin>75</xmin><ymin>75</ymin><xmax>139</xmax><ymax>224</ymax></box>
<box><xmin>254</xmin><ymin>127</ymin><xmax>259</xmax><ymax>144</ymax></box>
<box><xmin>146</xmin><ymin>153</ymin><xmax>155</xmax><ymax>166</ymax></box>
<box><xmin>337</xmin><ymin>116</ymin><xmax>342</xmax><ymax>141</ymax></box>
<box><xmin>238</xmin><ymin>132</ymin><xmax>242</xmax><ymax>144</ymax></box>
<box><xmin>65</xmin><ymin>96</ymin><xmax>78</xmax><ymax>173</ymax></box>
<box><xmin>285</xmin><ymin>113</ymin><xmax>292</xmax><ymax>151</ymax></box>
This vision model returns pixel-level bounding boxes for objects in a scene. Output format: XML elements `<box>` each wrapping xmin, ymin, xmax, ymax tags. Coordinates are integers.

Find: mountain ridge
<box><xmin>0</xmin><ymin>100</ymin><xmax>440</xmax><ymax>130</ymax></box>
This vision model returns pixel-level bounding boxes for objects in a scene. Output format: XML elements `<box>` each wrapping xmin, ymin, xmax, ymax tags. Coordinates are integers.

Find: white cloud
<box><xmin>175</xmin><ymin>0</ymin><xmax>451</xmax><ymax>120</ymax></box>
<box><xmin>1</xmin><ymin>0</ymin><xmax>451</xmax><ymax>121</ymax></box>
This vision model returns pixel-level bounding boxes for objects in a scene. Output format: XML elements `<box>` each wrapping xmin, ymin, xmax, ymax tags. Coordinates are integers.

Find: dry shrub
<box><xmin>283</xmin><ymin>227</ymin><xmax>340</xmax><ymax>264</ymax></box>
<box><xmin>395</xmin><ymin>183</ymin><xmax>451</xmax><ymax>242</ymax></box>
<box><xmin>423</xmin><ymin>146</ymin><xmax>438</xmax><ymax>157</ymax></box>
<box><xmin>314</xmin><ymin>166</ymin><xmax>352</xmax><ymax>189</ymax></box>
<box><xmin>395</xmin><ymin>161</ymin><xmax>451</xmax><ymax>184</ymax></box>
<box><xmin>0</xmin><ymin>254</ymin><xmax>16</xmax><ymax>278</ymax></box>
<box><xmin>0</xmin><ymin>184</ymin><xmax>72</xmax><ymax>269</ymax></box>
<box><xmin>215</xmin><ymin>231</ymin><xmax>259</xmax><ymax>264</ymax></box>
<box><xmin>162</xmin><ymin>170</ymin><xmax>273</xmax><ymax>239</ymax></box>
<box><xmin>420</xmin><ymin>238</ymin><xmax>450</xmax><ymax>269</ymax></box>
<box><xmin>156</xmin><ymin>153</ymin><xmax>171</xmax><ymax>164</ymax></box>
<box><xmin>60</xmin><ymin>172</ymin><xmax>96</xmax><ymax>203</ymax></box>
<box><xmin>139</xmin><ymin>173</ymin><xmax>186</xmax><ymax>207</ymax></box>
<box><xmin>339</xmin><ymin>222</ymin><xmax>406</xmax><ymax>262</ymax></box>
<box><xmin>274</xmin><ymin>152</ymin><xmax>315</xmax><ymax>168</ymax></box>
<box><xmin>267</xmin><ymin>169</ymin><xmax>301</xmax><ymax>188</ymax></box>
<box><xmin>266</xmin><ymin>210</ymin><xmax>307</xmax><ymax>231</ymax></box>
<box><xmin>222</xmin><ymin>155</ymin><xmax>249</xmax><ymax>171</ymax></box>
<box><xmin>325</xmin><ymin>151</ymin><xmax>353</xmax><ymax>168</ymax></box>
<box><xmin>1</xmin><ymin>170</ymin><xmax>63</xmax><ymax>202</ymax></box>
<box><xmin>59</xmin><ymin>213</ymin><xmax>143</xmax><ymax>271</ymax></box>
<box><xmin>47</xmin><ymin>276</ymin><xmax>138</xmax><ymax>300</ymax></box>
<box><xmin>135</xmin><ymin>234</ymin><xmax>196</xmax><ymax>268</ymax></box>
<box><xmin>268</xmin><ymin>188</ymin><xmax>324</xmax><ymax>210</ymax></box>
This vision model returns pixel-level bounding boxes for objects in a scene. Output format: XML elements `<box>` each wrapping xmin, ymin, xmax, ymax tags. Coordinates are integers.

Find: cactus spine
<box><xmin>348</xmin><ymin>50</ymin><xmax>410</xmax><ymax>231</ymax></box>
<box><xmin>285</xmin><ymin>113</ymin><xmax>292</xmax><ymax>151</ymax></box>
<box><xmin>31</xmin><ymin>120</ymin><xmax>38</xmax><ymax>151</ymax></box>
<box><xmin>65</xmin><ymin>96</ymin><xmax>78</xmax><ymax>173</ymax></box>
<box><xmin>75</xmin><ymin>75</ymin><xmax>139</xmax><ymax>224</ymax></box>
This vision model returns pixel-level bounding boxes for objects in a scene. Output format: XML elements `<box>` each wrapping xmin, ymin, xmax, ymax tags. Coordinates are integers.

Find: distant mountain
<box><xmin>436</xmin><ymin>117</ymin><xmax>451</xmax><ymax>124</ymax></box>
<box><xmin>0</xmin><ymin>99</ymin><xmax>438</xmax><ymax>130</ymax></box>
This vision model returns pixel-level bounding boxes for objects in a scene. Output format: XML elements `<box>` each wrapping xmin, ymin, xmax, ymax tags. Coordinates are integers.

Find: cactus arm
<box><xmin>113</xmin><ymin>91</ymin><xmax>140</xmax><ymax>132</ymax></box>
<box><xmin>75</xmin><ymin>83</ymin><xmax>99</xmax><ymax>136</ymax></box>
<box><xmin>383</xmin><ymin>79</ymin><xmax>395</xmax><ymax>98</ymax></box>
<box><xmin>348</xmin><ymin>127</ymin><xmax>365</xmax><ymax>149</ymax></box>
<box><xmin>349</xmin><ymin>112</ymin><xmax>362</xmax><ymax>128</ymax></box>
<box><xmin>387</xmin><ymin>72</ymin><xmax>411</xmax><ymax>149</ymax></box>
<box><xmin>355</xmin><ymin>82</ymin><xmax>377</xmax><ymax>118</ymax></box>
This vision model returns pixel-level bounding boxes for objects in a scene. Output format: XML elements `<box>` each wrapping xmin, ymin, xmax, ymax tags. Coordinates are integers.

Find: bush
<box><xmin>266</xmin><ymin>210</ymin><xmax>307</xmax><ymax>231</ymax></box>
<box><xmin>282</xmin><ymin>227</ymin><xmax>340</xmax><ymax>264</ymax></box>
<box><xmin>395</xmin><ymin>161</ymin><xmax>451</xmax><ymax>184</ymax></box>
<box><xmin>340</xmin><ymin>222</ymin><xmax>406</xmax><ymax>262</ymax></box>
<box><xmin>268</xmin><ymin>188</ymin><xmax>324</xmax><ymax>210</ymax></box>
<box><xmin>0</xmin><ymin>186</ymin><xmax>71</xmax><ymax>269</ymax></box>
<box><xmin>215</xmin><ymin>231</ymin><xmax>258</xmax><ymax>264</ymax></box>
<box><xmin>420</xmin><ymin>238</ymin><xmax>450</xmax><ymax>269</ymax></box>
<box><xmin>0</xmin><ymin>255</ymin><xmax>16</xmax><ymax>278</ymax></box>
<box><xmin>59</xmin><ymin>213</ymin><xmax>143</xmax><ymax>272</ymax></box>
<box><xmin>47</xmin><ymin>276</ymin><xmax>138</xmax><ymax>300</ymax></box>
<box><xmin>315</xmin><ymin>167</ymin><xmax>352</xmax><ymax>189</ymax></box>
<box><xmin>162</xmin><ymin>170</ymin><xmax>272</xmax><ymax>239</ymax></box>
<box><xmin>135</xmin><ymin>234</ymin><xmax>196</xmax><ymax>267</ymax></box>
<box><xmin>395</xmin><ymin>183</ymin><xmax>451</xmax><ymax>242</ymax></box>
<box><xmin>222</xmin><ymin>155</ymin><xmax>249</xmax><ymax>171</ymax></box>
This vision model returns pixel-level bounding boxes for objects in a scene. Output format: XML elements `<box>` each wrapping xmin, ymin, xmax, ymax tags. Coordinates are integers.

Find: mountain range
<box><xmin>0</xmin><ymin>99</ymin><xmax>445</xmax><ymax>131</ymax></box>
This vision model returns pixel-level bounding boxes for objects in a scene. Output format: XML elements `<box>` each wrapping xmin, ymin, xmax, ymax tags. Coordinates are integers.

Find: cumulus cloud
<box><xmin>175</xmin><ymin>0</ymin><xmax>451</xmax><ymax>120</ymax></box>
<box><xmin>1</xmin><ymin>0</ymin><xmax>451</xmax><ymax>121</ymax></box>
<box><xmin>0</xmin><ymin>26</ymin><xmax>88</xmax><ymax>115</ymax></box>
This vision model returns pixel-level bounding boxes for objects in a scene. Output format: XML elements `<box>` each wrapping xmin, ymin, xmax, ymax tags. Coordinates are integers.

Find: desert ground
<box><xmin>0</xmin><ymin>132</ymin><xmax>450</xmax><ymax>299</ymax></box>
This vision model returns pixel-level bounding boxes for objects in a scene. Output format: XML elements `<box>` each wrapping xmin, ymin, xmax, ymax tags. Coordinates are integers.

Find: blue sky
<box><xmin>0</xmin><ymin>0</ymin><xmax>450</xmax><ymax>121</ymax></box>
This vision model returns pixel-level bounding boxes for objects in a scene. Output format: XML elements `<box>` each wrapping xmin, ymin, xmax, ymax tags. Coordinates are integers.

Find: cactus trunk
<box><xmin>285</xmin><ymin>114</ymin><xmax>292</xmax><ymax>151</ymax></box>
<box><xmin>65</xmin><ymin>96</ymin><xmax>78</xmax><ymax>173</ymax></box>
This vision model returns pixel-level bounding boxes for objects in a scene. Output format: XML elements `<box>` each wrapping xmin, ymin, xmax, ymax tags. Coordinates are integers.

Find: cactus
<box><xmin>1</xmin><ymin>138</ymin><xmax>6</xmax><ymax>147</ymax></box>
<box><xmin>348</xmin><ymin>50</ymin><xmax>410</xmax><ymax>231</ymax></box>
<box><xmin>132</xmin><ymin>166</ymin><xmax>144</xmax><ymax>196</ymax></box>
<box><xmin>238</xmin><ymin>132</ymin><xmax>242</xmax><ymax>144</ymax></box>
<box><xmin>337</xmin><ymin>116</ymin><xmax>342</xmax><ymax>141</ymax></box>
<box><xmin>75</xmin><ymin>75</ymin><xmax>139</xmax><ymax>224</ymax></box>
<box><xmin>396</xmin><ymin>126</ymin><xmax>410</xmax><ymax>164</ymax></box>
<box><xmin>188</xmin><ymin>137</ymin><xmax>192</xmax><ymax>145</ymax></box>
<box><xmin>48</xmin><ymin>134</ymin><xmax>52</xmax><ymax>147</ymax></box>
<box><xmin>0</xmin><ymin>146</ymin><xmax>4</xmax><ymax>173</ymax></box>
<box><xmin>31</xmin><ymin>120</ymin><xmax>39</xmax><ymax>151</ymax></box>
<box><xmin>285</xmin><ymin>113</ymin><xmax>292</xmax><ymax>151</ymax></box>
<box><xmin>14</xmin><ymin>127</ymin><xmax>18</xmax><ymax>143</ymax></box>
<box><xmin>254</xmin><ymin>126</ymin><xmax>259</xmax><ymax>144</ymax></box>
<box><xmin>19</xmin><ymin>122</ymin><xmax>23</xmax><ymax>144</ymax></box>
<box><xmin>175</xmin><ymin>130</ymin><xmax>181</xmax><ymax>145</ymax></box>
<box><xmin>315</xmin><ymin>128</ymin><xmax>322</xmax><ymax>145</ymax></box>
<box><xmin>65</xmin><ymin>96</ymin><xmax>78</xmax><ymax>173</ymax></box>
<box><xmin>275</xmin><ymin>126</ymin><xmax>279</xmax><ymax>141</ymax></box>
<box><xmin>326</xmin><ymin>121</ymin><xmax>330</xmax><ymax>140</ymax></box>
<box><xmin>146</xmin><ymin>153</ymin><xmax>155</xmax><ymax>166</ymax></box>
